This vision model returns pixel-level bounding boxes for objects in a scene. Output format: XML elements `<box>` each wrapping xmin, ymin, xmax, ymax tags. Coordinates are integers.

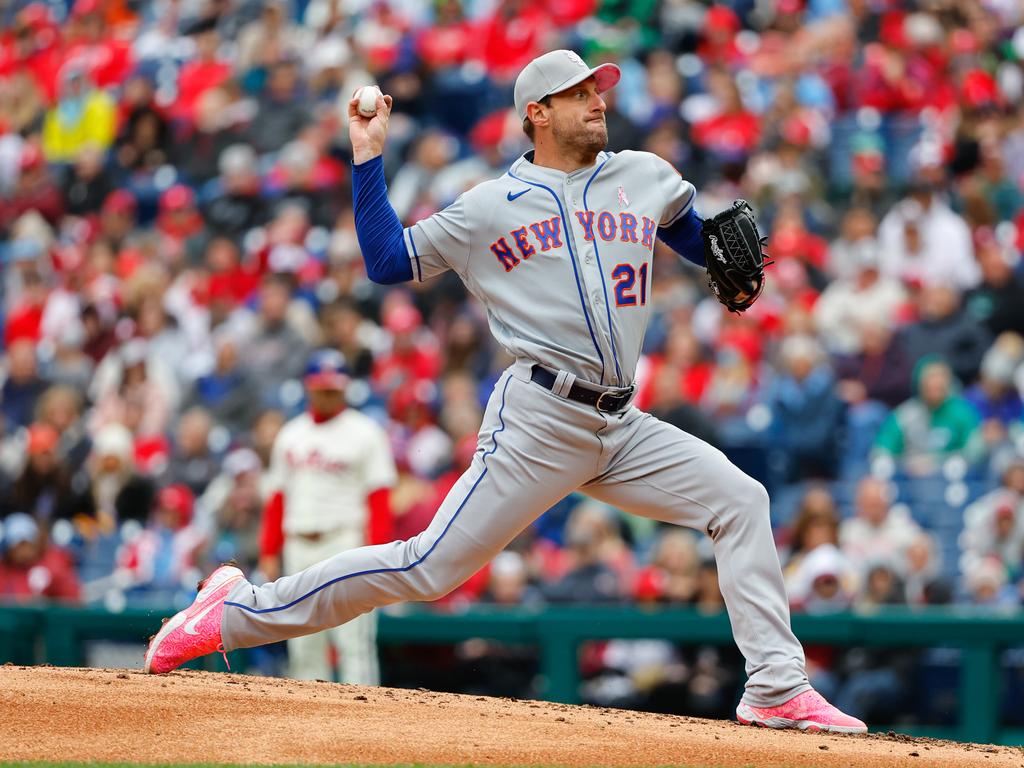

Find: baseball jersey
<box><xmin>403</xmin><ymin>150</ymin><xmax>696</xmax><ymax>387</ymax></box>
<box><xmin>265</xmin><ymin>410</ymin><xmax>397</xmax><ymax>536</ymax></box>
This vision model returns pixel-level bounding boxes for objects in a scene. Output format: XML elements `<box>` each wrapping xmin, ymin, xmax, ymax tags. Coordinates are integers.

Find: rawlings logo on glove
<box><xmin>701</xmin><ymin>199</ymin><xmax>771</xmax><ymax>313</ymax></box>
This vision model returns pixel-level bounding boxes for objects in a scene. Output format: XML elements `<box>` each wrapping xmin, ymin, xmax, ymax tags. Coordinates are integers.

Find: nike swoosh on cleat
<box><xmin>507</xmin><ymin>189</ymin><xmax>530</xmax><ymax>202</ymax></box>
<box><xmin>183</xmin><ymin>600</ymin><xmax>220</xmax><ymax>636</ymax></box>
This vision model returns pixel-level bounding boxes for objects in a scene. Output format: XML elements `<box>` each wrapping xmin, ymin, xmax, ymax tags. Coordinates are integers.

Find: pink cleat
<box><xmin>736</xmin><ymin>689</ymin><xmax>867</xmax><ymax>734</ymax></box>
<box><xmin>143</xmin><ymin>564</ymin><xmax>245</xmax><ymax>674</ymax></box>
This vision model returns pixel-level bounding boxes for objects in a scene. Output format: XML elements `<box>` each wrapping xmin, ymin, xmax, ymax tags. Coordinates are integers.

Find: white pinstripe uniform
<box><xmin>266</xmin><ymin>409</ymin><xmax>396</xmax><ymax>684</ymax></box>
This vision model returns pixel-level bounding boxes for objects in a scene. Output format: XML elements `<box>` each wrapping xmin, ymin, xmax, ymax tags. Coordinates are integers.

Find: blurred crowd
<box><xmin>0</xmin><ymin>0</ymin><xmax>1023</xmax><ymax>722</ymax></box>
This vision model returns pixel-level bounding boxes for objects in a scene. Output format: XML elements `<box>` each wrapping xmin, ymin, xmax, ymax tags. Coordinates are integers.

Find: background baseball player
<box><xmin>146</xmin><ymin>49</ymin><xmax>866</xmax><ymax>734</ymax></box>
<box><xmin>258</xmin><ymin>349</ymin><xmax>397</xmax><ymax>684</ymax></box>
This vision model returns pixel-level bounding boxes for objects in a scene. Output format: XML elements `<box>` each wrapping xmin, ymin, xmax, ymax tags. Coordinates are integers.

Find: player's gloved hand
<box><xmin>348</xmin><ymin>90</ymin><xmax>394</xmax><ymax>165</ymax></box>
<box><xmin>701</xmin><ymin>199</ymin><xmax>772</xmax><ymax>313</ymax></box>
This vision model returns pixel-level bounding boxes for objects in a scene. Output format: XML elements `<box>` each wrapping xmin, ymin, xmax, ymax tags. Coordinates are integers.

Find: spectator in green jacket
<box><xmin>873</xmin><ymin>356</ymin><xmax>983</xmax><ymax>476</ymax></box>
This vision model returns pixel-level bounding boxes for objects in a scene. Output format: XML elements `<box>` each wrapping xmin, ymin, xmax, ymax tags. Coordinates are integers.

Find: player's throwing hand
<box><xmin>348</xmin><ymin>89</ymin><xmax>393</xmax><ymax>165</ymax></box>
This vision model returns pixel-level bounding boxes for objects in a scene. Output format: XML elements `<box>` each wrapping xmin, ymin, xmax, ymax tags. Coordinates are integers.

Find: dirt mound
<box><xmin>0</xmin><ymin>666</ymin><xmax>1018</xmax><ymax>767</ymax></box>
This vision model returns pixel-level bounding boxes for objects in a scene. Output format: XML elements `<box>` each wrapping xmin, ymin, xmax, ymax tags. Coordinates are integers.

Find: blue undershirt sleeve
<box><xmin>657</xmin><ymin>207</ymin><xmax>706</xmax><ymax>268</ymax></box>
<box><xmin>352</xmin><ymin>155</ymin><xmax>413</xmax><ymax>285</ymax></box>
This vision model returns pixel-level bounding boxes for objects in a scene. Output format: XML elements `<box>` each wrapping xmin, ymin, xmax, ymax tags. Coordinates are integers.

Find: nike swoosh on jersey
<box><xmin>183</xmin><ymin>600</ymin><xmax>220</xmax><ymax>635</ymax></box>
<box><xmin>506</xmin><ymin>189</ymin><xmax>530</xmax><ymax>202</ymax></box>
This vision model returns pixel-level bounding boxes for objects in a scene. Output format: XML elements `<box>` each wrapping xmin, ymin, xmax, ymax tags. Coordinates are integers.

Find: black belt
<box><xmin>530</xmin><ymin>365</ymin><xmax>634</xmax><ymax>413</ymax></box>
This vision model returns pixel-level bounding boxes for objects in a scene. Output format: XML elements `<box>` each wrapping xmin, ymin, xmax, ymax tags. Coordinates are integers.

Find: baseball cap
<box><xmin>304</xmin><ymin>348</ymin><xmax>349</xmax><ymax>390</ymax></box>
<box><xmin>27</xmin><ymin>423</ymin><xmax>59</xmax><ymax>455</ymax></box>
<box><xmin>383</xmin><ymin>303</ymin><xmax>422</xmax><ymax>334</ymax></box>
<box><xmin>159</xmin><ymin>184</ymin><xmax>195</xmax><ymax>212</ymax></box>
<box><xmin>513</xmin><ymin>50</ymin><xmax>620</xmax><ymax>122</ymax></box>
<box><xmin>2</xmin><ymin>513</ymin><xmax>39</xmax><ymax>550</ymax></box>
<box><xmin>157</xmin><ymin>484</ymin><xmax>194</xmax><ymax>524</ymax></box>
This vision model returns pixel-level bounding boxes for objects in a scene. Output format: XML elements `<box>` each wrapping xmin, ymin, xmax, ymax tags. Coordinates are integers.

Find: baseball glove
<box><xmin>702</xmin><ymin>199</ymin><xmax>770</xmax><ymax>313</ymax></box>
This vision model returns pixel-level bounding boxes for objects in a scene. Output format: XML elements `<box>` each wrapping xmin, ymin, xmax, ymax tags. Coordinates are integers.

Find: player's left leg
<box><xmin>282</xmin><ymin>531</ymin><xmax>351</xmax><ymax>681</ymax></box>
<box><xmin>580</xmin><ymin>408</ymin><xmax>865</xmax><ymax>732</ymax></box>
<box><xmin>332</xmin><ymin>610</ymin><xmax>379</xmax><ymax>686</ymax></box>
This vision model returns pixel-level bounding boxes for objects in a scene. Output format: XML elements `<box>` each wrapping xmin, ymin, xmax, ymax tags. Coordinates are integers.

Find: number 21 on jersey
<box><xmin>612</xmin><ymin>262</ymin><xmax>648</xmax><ymax>307</ymax></box>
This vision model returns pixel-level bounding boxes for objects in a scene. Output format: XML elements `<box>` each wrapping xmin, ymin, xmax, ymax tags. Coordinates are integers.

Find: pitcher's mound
<box><xmin>0</xmin><ymin>666</ymin><xmax>1016</xmax><ymax>767</ymax></box>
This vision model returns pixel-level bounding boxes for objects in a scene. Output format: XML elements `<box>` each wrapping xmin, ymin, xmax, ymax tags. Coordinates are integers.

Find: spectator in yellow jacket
<box><xmin>42</xmin><ymin>66</ymin><xmax>115</xmax><ymax>163</ymax></box>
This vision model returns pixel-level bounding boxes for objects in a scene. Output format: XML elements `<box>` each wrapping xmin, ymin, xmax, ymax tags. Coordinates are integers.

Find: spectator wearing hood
<box><xmin>873</xmin><ymin>356</ymin><xmax>983</xmax><ymax>476</ymax></box>
<box><xmin>901</xmin><ymin>281</ymin><xmax>992</xmax><ymax>385</ymax></box>
<box><xmin>41</xmin><ymin>65</ymin><xmax>116</xmax><ymax>162</ymax></box>
<box><xmin>766</xmin><ymin>335</ymin><xmax>845</xmax><ymax>482</ymax></box>
<box><xmin>0</xmin><ymin>512</ymin><xmax>80</xmax><ymax>603</ymax></box>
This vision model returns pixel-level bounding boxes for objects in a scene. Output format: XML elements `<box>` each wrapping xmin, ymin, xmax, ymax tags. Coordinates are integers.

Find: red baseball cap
<box><xmin>159</xmin><ymin>184</ymin><xmax>195</xmax><ymax>212</ymax></box>
<box><xmin>27</xmin><ymin>423</ymin><xmax>59</xmax><ymax>455</ymax></box>
<box><xmin>19</xmin><ymin>144</ymin><xmax>44</xmax><ymax>171</ymax></box>
<box><xmin>384</xmin><ymin>304</ymin><xmax>422</xmax><ymax>334</ymax></box>
<box><xmin>71</xmin><ymin>0</ymin><xmax>101</xmax><ymax>17</ymax></box>
<box><xmin>103</xmin><ymin>189</ymin><xmax>137</xmax><ymax>216</ymax></box>
<box><xmin>157</xmin><ymin>484</ymin><xmax>194</xmax><ymax>524</ymax></box>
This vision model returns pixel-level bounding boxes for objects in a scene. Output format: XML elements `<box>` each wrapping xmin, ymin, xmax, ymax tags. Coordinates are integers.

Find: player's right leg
<box><xmin>145</xmin><ymin>370</ymin><xmax>601</xmax><ymax>673</ymax></box>
<box><xmin>580</xmin><ymin>409</ymin><xmax>866</xmax><ymax>733</ymax></box>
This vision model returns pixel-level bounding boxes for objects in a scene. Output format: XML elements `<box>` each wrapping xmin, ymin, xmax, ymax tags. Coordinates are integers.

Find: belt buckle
<box><xmin>596</xmin><ymin>388</ymin><xmax>628</xmax><ymax>413</ymax></box>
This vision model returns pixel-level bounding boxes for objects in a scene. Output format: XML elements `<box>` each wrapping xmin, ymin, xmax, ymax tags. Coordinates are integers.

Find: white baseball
<box><xmin>355</xmin><ymin>85</ymin><xmax>382</xmax><ymax>118</ymax></box>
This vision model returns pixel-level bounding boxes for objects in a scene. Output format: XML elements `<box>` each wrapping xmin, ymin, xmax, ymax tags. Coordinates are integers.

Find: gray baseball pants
<box><xmin>222</xmin><ymin>361</ymin><xmax>810</xmax><ymax>706</ymax></box>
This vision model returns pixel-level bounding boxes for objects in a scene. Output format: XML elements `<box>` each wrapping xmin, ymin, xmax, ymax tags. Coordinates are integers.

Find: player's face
<box><xmin>308</xmin><ymin>387</ymin><xmax>345</xmax><ymax>415</ymax></box>
<box><xmin>548</xmin><ymin>78</ymin><xmax>608</xmax><ymax>155</ymax></box>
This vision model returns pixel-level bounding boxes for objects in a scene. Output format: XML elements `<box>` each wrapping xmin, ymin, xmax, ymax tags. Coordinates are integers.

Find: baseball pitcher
<box><xmin>146</xmin><ymin>50</ymin><xmax>865</xmax><ymax>733</ymax></box>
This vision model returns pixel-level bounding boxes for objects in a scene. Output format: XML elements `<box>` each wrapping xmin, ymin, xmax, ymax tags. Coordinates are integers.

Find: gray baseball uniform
<box><xmin>221</xmin><ymin>149</ymin><xmax>811</xmax><ymax>708</ymax></box>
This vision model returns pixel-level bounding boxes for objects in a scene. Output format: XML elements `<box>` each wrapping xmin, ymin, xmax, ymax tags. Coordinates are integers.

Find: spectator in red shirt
<box><xmin>477</xmin><ymin>0</ymin><xmax>552</xmax><ymax>83</ymax></box>
<box><xmin>0</xmin><ymin>4</ymin><xmax>63</xmax><ymax>103</ymax></box>
<box><xmin>691</xmin><ymin>69</ymin><xmax>760</xmax><ymax>161</ymax></box>
<box><xmin>0</xmin><ymin>512</ymin><xmax>81</xmax><ymax>603</ymax></box>
<box><xmin>62</xmin><ymin>0</ymin><xmax>133</xmax><ymax>90</ymax></box>
<box><xmin>373</xmin><ymin>303</ymin><xmax>442</xmax><ymax>395</ymax></box>
<box><xmin>636</xmin><ymin>326</ymin><xmax>713</xmax><ymax>412</ymax></box>
<box><xmin>696</xmin><ymin>5</ymin><xmax>746</xmax><ymax>69</ymax></box>
<box><xmin>0</xmin><ymin>143</ymin><xmax>63</xmax><ymax>232</ymax></box>
<box><xmin>174</xmin><ymin>17</ymin><xmax>232</xmax><ymax>126</ymax></box>
<box><xmin>416</xmin><ymin>0</ymin><xmax>476</xmax><ymax>71</ymax></box>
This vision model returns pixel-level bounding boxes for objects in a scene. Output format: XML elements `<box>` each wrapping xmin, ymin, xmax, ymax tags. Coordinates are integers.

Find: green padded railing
<box><xmin>1</xmin><ymin>603</ymin><xmax>1021</xmax><ymax>745</ymax></box>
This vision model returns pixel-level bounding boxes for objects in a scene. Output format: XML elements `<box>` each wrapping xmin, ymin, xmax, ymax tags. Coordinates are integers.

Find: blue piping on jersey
<box><xmin>409</xmin><ymin>225</ymin><xmax>423</xmax><ymax>282</ymax></box>
<box><xmin>506</xmin><ymin>169</ymin><xmax>606</xmax><ymax>384</ymax></box>
<box><xmin>581</xmin><ymin>158</ymin><xmax>622</xmax><ymax>385</ymax></box>
<box><xmin>662</xmin><ymin>186</ymin><xmax>696</xmax><ymax>227</ymax></box>
<box><xmin>225</xmin><ymin>375</ymin><xmax>514</xmax><ymax>616</ymax></box>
